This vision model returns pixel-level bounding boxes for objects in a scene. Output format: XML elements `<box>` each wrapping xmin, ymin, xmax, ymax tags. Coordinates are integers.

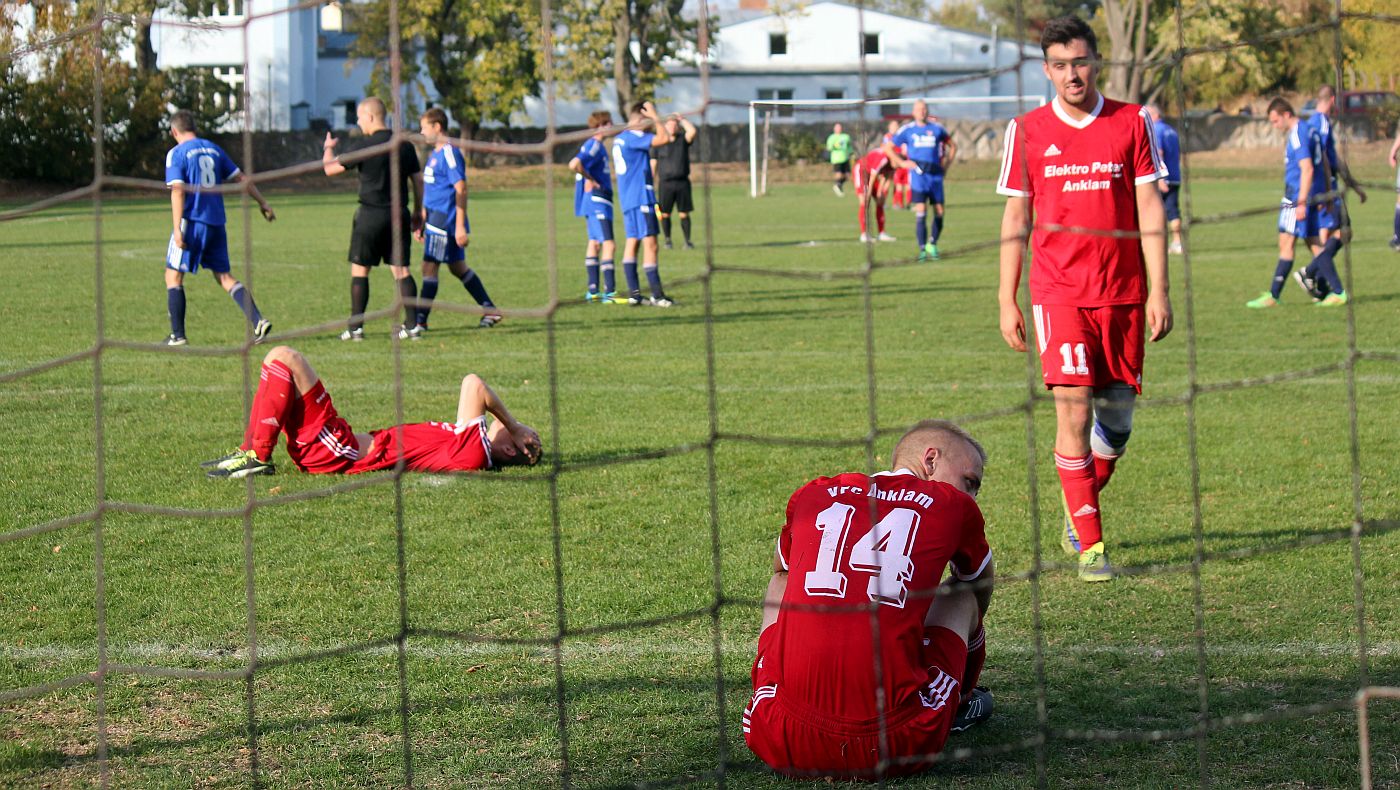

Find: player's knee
<box><xmin>1092</xmin><ymin>386</ymin><xmax>1136</xmax><ymax>455</ymax></box>
<box><xmin>264</xmin><ymin>345</ymin><xmax>298</xmax><ymax>366</ymax></box>
<box><xmin>462</xmin><ymin>373</ymin><xmax>484</xmax><ymax>393</ymax></box>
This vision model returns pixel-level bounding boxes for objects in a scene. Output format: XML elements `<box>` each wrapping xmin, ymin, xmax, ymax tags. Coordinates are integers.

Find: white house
<box><xmin>523</xmin><ymin>1</ymin><xmax>1052</xmax><ymax>126</ymax></box>
<box><xmin>145</xmin><ymin>0</ymin><xmax>1047</xmax><ymax>131</ymax></box>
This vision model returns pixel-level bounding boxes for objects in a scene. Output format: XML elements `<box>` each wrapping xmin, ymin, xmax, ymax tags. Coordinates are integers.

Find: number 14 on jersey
<box><xmin>803</xmin><ymin>503</ymin><xmax>922</xmax><ymax>608</ymax></box>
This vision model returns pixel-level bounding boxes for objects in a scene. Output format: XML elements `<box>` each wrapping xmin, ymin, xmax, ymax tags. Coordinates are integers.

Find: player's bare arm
<box><xmin>568</xmin><ymin>156</ymin><xmax>598</xmax><ymax>192</ymax></box>
<box><xmin>997</xmin><ymin>197</ymin><xmax>1031</xmax><ymax>352</ymax></box>
<box><xmin>169</xmin><ymin>182</ymin><xmax>185</xmax><ymax>248</ymax></box>
<box><xmin>321</xmin><ymin>132</ymin><xmax>346</xmax><ymax>176</ymax></box>
<box><xmin>881</xmin><ymin>139</ymin><xmax>913</xmax><ymax>171</ymax></box>
<box><xmin>643</xmin><ymin>103</ymin><xmax>673</xmax><ymax>147</ymax></box>
<box><xmin>410</xmin><ymin>172</ymin><xmax>425</xmax><ymax>233</ymax></box>
<box><xmin>1135</xmin><ymin>180</ymin><xmax>1173</xmax><ymax>342</ymax></box>
<box><xmin>1390</xmin><ymin>130</ymin><xmax>1400</xmax><ymax>168</ymax></box>
<box><xmin>456</xmin><ymin>374</ymin><xmax>541</xmax><ymax>465</ymax></box>
<box><xmin>678</xmin><ymin>115</ymin><xmax>698</xmax><ymax>144</ymax></box>
<box><xmin>942</xmin><ymin>136</ymin><xmax>957</xmax><ymax>173</ymax></box>
<box><xmin>453</xmin><ymin>178</ymin><xmax>469</xmax><ymax>247</ymax></box>
<box><xmin>759</xmin><ymin>545</ymin><xmax>788</xmax><ymax>633</ymax></box>
<box><xmin>230</xmin><ymin>173</ymin><xmax>275</xmax><ymax>222</ymax></box>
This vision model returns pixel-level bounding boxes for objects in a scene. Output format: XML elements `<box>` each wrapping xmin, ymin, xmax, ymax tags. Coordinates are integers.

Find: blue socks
<box><xmin>460</xmin><ymin>268</ymin><xmax>493</xmax><ymax>307</ymax></box>
<box><xmin>1270</xmin><ymin>258</ymin><xmax>1293</xmax><ymax>299</ymax></box>
<box><xmin>1393</xmin><ymin>206</ymin><xmax>1399</xmax><ymax>241</ymax></box>
<box><xmin>167</xmin><ymin>286</ymin><xmax>186</xmax><ymax>337</ymax></box>
<box><xmin>585</xmin><ymin>257</ymin><xmax>600</xmax><ymax>294</ymax></box>
<box><xmin>1310</xmin><ymin>238</ymin><xmax>1344</xmax><ymax>295</ymax></box>
<box><xmin>644</xmin><ymin>264</ymin><xmax>663</xmax><ymax>299</ymax></box>
<box><xmin>915</xmin><ymin>213</ymin><xmax>928</xmax><ymax>247</ymax></box>
<box><xmin>417</xmin><ymin>277</ymin><xmax>439</xmax><ymax>327</ymax></box>
<box><xmin>601</xmin><ymin>259</ymin><xmax>616</xmax><ymax>294</ymax></box>
<box><xmin>228</xmin><ymin>282</ymin><xmax>263</xmax><ymax>325</ymax></box>
<box><xmin>932</xmin><ymin>213</ymin><xmax>944</xmax><ymax>244</ymax></box>
<box><xmin>623</xmin><ymin>259</ymin><xmax>640</xmax><ymax>295</ymax></box>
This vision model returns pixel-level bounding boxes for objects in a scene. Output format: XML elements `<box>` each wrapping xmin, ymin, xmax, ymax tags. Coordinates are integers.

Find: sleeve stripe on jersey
<box><xmin>1136</xmin><ymin>107</ymin><xmax>1169</xmax><ymax>185</ymax></box>
<box><xmin>995</xmin><ymin>118</ymin><xmax>1032</xmax><ymax>198</ymax></box>
<box><xmin>444</xmin><ymin>146</ymin><xmax>457</xmax><ymax>168</ymax></box>
<box><xmin>776</xmin><ymin>539</ymin><xmax>789</xmax><ymax>571</ymax></box>
<box><xmin>167</xmin><ymin>179</ymin><xmax>185</xmax><ymax>186</ymax></box>
<box><xmin>954</xmin><ymin>548</ymin><xmax>993</xmax><ymax>581</ymax></box>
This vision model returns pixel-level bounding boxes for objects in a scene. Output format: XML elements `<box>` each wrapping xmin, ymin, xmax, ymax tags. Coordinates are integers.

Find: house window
<box><xmin>205</xmin><ymin>0</ymin><xmax>244</xmax><ymax>17</ymax></box>
<box><xmin>343</xmin><ymin>101</ymin><xmax>357</xmax><ymax>126</ymax></box>
<box><xmin>863</xmin><ymin>32</ymin><xmax>881</xmax><ymax>55</ymax></box>
<box><xmin>769</xmin><ymin>33</ymin><xmax>787</xmax><ymax>56</ymax></box>
<box><xmin>825</xmin><ymin>89</ymin><xmax>845</xmax><ymax>100</ymax></box>
<box><xmin>757</xmin><ymin>88</ymin><xmax>794</xmax><ymax>118</ymax></box>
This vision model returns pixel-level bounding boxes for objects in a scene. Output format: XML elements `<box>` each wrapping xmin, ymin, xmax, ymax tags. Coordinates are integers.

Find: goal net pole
<box><xmin>747</xmin><ymin>94</ymin><xmax>1048</xmax><ymax>198</ymax></box>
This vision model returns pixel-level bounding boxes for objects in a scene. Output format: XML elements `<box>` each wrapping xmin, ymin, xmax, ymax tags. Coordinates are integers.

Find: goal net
<box><xmin>748</xmin><ymin>94</ymin><xmax>1048</xmax><ymax>197</ymax></box>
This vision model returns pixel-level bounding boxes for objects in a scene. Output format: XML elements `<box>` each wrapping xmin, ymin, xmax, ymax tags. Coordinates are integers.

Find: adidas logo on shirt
<box><xmin>1073</xmin><ymin>504</ymin><xmax>1098</xmax><ymax>517</ymax></box>
<box><xmin>1044</xmin><ymin>143</ymin><xmax>1062</xmax><ymax>157</ymax></box>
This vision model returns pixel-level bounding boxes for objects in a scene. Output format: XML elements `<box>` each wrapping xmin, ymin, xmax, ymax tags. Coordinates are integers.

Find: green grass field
<box><xmin>2</xmin><ymin>154</ymin><xmax>1398</xmax><ymax>788</ymax></box>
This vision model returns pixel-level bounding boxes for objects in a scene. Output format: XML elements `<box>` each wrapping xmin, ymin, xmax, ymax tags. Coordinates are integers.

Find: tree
<box><xmin>554</xmin><ymin>0</ymin><xmax>707</xmax><ymax>119</ymax></box>
<box><xmin>350</xmin><ymin>0</ymin><xmax>540</xmax><ymax>138</ymax></box>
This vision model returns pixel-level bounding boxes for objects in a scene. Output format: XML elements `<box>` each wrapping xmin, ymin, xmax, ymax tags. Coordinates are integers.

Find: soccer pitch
<box><xmin>2</xmin><ymin>157</ymin><xmax>1398</xmax><ymax>787</ymax></box>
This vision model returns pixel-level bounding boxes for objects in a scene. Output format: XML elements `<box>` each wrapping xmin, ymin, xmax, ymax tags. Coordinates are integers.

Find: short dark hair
<box><xmin>1316</xmin><ymin>84</ymin><xmax>1335</xmax><ymax>101</ymax></box>
<box><xmin>420</xmin><ymin>107</ymin><xmax>450</xmax><ymax>129</ymax></box>
<box><xmin>169</xmin><ymin>109</ymin><xmax>196</xmax><ymax>134</ymax></box>
<box><xmin>1041</xmin><ymin>16</ymin><xmax>1098</xmax><ymax>57</ymax></box>
<box><xmin>630</xmin><ymin>101</ymin><xmax>649</xmax><ymax>118</ymax></box>
<box><xmin>1266</xmin><ymin>97</ymin><xmax>1294</xmax><ymax>117</ymax></box>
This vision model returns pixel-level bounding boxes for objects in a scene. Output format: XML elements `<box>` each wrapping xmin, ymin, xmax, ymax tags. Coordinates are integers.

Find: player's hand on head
<box><xmin>512</xmin><ymin>424</ymin><xmax>542</xmax><ymax>465</ymax></box>
<box><xmin>999</xmin><ymin>303</ymin><xmax>1026</xmax><ymax>352</ymax></box>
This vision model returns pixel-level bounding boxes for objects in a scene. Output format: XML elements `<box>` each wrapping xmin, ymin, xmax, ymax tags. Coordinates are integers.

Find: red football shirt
<box><xmin>860</xmin><ymin>148</ymin><xmax>892</xmax><ymax>175</ymax></box>
<box><xmin>768</xmin><ymin>470</ymin><xmax>991</xmax><ymax>726</ymax></box>
<box><xmin>996</xmin><ymin>95</ymin><xmax>1167</xmax><ymax>307</ymax></box>
<box><xmin>348</xmin><ymin>416</ymin><xmax>492</xmax><ymax>474</ymax></box>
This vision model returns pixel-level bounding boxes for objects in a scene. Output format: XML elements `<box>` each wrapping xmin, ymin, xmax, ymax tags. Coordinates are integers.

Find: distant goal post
<box><xmin>747</xmin><ymin>94</ymin><xmax>1048</xmax><ymax>197</ymax></box>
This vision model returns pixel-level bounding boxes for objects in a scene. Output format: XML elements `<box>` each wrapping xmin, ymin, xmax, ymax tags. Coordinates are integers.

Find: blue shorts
<box><xmin>584</xmin><ymin>199</ymin><xmax>614</xmax><ymax>243</ymax></box>
<box><xmin>166</xmin><ymin>219</ymin><xmax>229</xmax><ymax>274</ymax></box>
<box><xmin>622</xmin><ymin>205</ymin><xmax>659</xmax><ymax>239</ymax></box>
<box><xmin>1278</xmin><ymin>199</ymin><xmax>1319</xmax><ymax>239</ymax></box>
<box><xmin>911</xmin><ymin>174</ymin><xmax>945</xmax><ymax>206</ymax></box>
<box><xmin>1162</xmin><ymin>184</ymin><xmax>1181</xmax><ymax>222</ymax></box>
<box><xmin>423</xmin><ymin>224</ymin><xmax>466</xmax><ymax>263</ymax></box>
<box><xmin>1314</xmin><ymin>199</ymin><xmax>1340</xmax><ymax>231</ymax></box>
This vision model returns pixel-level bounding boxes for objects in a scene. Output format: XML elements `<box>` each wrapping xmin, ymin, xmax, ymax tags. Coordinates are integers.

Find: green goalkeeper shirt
<box><xmin>826</xmin><ymin>133</ymin><xmax>853</xmax><ymax>165</ymax></box>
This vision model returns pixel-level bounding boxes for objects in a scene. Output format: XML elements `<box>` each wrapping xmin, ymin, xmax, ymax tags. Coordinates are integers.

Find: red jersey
<box><xmin>348</xmin><ymin>416</ymin><xmax>492</xmax><ymax>474</ymax></box>
<box><xmin>768</xmin><ymin>470</ymin><xmax>991</xmax><ymax>728</ymax></box>
<box><xmin>996</xmin><ymin>95</ymin><xmax>1167</xmax><ymax>307</ymax></box>
<box><xmin>860</xmin><ymin>148</ymin><xmax>892</xmax><ymax>176</ymax></box>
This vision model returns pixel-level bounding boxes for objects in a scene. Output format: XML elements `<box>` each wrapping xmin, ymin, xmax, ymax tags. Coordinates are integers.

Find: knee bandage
<box><xmin>1091</xmin><ymin>384</ymin><xmax>1136</xmax><ymax>458</ymax></box>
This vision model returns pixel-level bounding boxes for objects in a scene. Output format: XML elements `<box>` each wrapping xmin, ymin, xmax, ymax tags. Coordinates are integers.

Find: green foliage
<box><xmin>349</xmin><ymin>0</ymin><xmax>540</xmax><ymax>136</ymax></box>
<box><xmin>554</xmin><ymin>0</ymin><xmax>710</xmax><ymax>119</ymax></box>
<box><xmin>772</xmin><ymin>129</ymin><xmax>824</xmax><ymax>163</ymax></box>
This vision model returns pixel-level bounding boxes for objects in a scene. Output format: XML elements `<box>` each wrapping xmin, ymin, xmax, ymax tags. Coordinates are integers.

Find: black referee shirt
<box><xmin>347</xmin><ymin>129</ymin><xmax>421</xmax><ymax>209</ymax></box>
<box><xmin>652</xmin><ymin>135</ymin><xmax>692</xmax><ymax>182</ymax></box>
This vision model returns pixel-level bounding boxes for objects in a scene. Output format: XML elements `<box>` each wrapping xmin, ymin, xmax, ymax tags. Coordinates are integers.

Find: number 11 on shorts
<box><xmin>1059</xmin><ymin>342</ymin><xmax>1088</xmax><ymax>376</ymax></box>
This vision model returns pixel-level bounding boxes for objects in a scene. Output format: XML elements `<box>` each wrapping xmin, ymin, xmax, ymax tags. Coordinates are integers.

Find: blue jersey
<box><xmin>423</xmin><ymin>144</ymin><xmax>466</xmax><ymax>226</ymax></box>
<box><xmin>1152</xmin><ymin>119</ymin><xmax>1181</xmax><ymax>184</ymax></box>
<box><xmin>891</xmin><ymin>121</ymin><xmax>951</xmax><ymax>175</ymax></box>
<box><xmin>164</xmin><ymin>138</ymin><xmax>240</xmax><ymax>226</ymax></box>
<box><xmin>1283</xmin><ymin>121</ymin><xmax>1326</xmax><ymax>200</ymax></box>
<box><xmin>612</xmin><ymin>130</ymin><xmax>655</xmax><ymax>211</ymax></box>
<box><xmin>574</xmin><ymin>137</ymin><xmax>613</xmax><ymax>217</ymax></box>
<box><xmin>1307</xmin><ymin>112</ymin><xmax>1338</xmax><ymax>181</ymax></box>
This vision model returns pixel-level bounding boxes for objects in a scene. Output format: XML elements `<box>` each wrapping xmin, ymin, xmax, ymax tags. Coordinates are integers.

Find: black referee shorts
<box><xmin>657</xmin><ymin>179</ymin><xmax>694</xmax><ymax>215</ymax></box>
<box><xmin>348</xmin><ymin>206</ymin><xmax>413</xmax><ymax>267</ymax></box>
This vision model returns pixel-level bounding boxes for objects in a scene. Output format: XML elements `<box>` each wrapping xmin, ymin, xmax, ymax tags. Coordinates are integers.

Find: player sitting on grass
<box><xmin>163</xmin><ymin>109</ymin><xmax>276</xmax><ymax>347</ymax></box>
<box><xmin>204</xmin><ymin>346</ymin><xmax>541</xmax><ymax>479</ymax></box>
<box><xmin>409</xmin><ymin>107</ymin><xmax>502</xmax><ymax>336</ymax></box>
<box><xmin>744</xmin><ymin>420</ymin><xmax>995</xmax><ymax>780</ymax></box>
<box><xmin>612</xmin><ymin>101</ymin><xmax>674</xmax><ymax>306</ymax></box>
<box><xmin>854</xmin><ymin>146</ymin><xmax>898</xmax><ymax>243</ymax></box>
<box><xmin>570</xmin><ymin>110</ymin><xmax>618</xmax><ymax>303</ymax></box>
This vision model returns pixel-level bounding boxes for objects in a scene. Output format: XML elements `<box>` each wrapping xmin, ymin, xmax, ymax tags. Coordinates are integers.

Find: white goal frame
<box><xmin>747</xmin><ymin>94</ymin><xmax>1048</xmax><ymax>197</ymax></box>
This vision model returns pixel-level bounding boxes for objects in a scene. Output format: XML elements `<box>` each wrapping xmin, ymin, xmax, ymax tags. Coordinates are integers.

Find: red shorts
<box><xmin>743</xmin><ymin>626</ymin><xmax>967</xmax><ymax>780</ymax></box>
<box><xmin>1030</xmin><ymin>303</ymin><xmax>1144</xmax><ymax>392</ymax></box>
<box><xmin>283</xmin><ymin>382</ymin><xmax>361</xmax><ymax>474</ymax></box>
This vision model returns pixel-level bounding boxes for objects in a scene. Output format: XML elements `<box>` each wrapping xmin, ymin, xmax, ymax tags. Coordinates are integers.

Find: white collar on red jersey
<box><xmin>1051</xmin><ymin>92</ymin><xmax>1105</xmax><ymax>130</ymax></box>
<box><xmin>873</xmin><ymin>467</ymin><xmax>918</xmax><ymax>478</ymax></box>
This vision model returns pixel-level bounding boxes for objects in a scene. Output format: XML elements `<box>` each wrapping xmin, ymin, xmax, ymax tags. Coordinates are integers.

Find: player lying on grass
<box><xmin>203</xmin><ymin>346</ymin><xmax>541</xmax><ymax>479</ymax></box>
<box><xmin>854</xmin><ymin>146</ymin><xmax>898</xmax><ymax>243</ymax></box>
<box><xmin>744</xmin><ymin>420</ymin><xmax>994</xmax><ymax>780</ymax></box>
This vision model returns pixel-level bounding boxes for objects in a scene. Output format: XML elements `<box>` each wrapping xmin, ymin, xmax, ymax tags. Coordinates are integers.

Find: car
<box><xmin>1337</xmin><ymin>90</ymin><xmax>1400</xmax><ymax>117</ymax></box>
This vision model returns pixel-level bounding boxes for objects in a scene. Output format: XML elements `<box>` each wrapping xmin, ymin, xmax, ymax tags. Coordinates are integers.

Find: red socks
<box><xmin>1056</xmin><ymin>451</ymin><xmax>1102</xmax><ymax>548</ymax></box>
<box><xmin>875</xmin><ymin>201</ymin><xmax>886</xmax><ymax>233</ymax></box>
<box><xmin>963</xmin><ymin>620</ymin><xmax>986</xmax><ymax>697</ymax></box>
<box><xmin>241</xmin><ymin>360</ymin><xmax>295</xmax><ymax>461</ymax></box>
<box><xmin>1093</xmin><ymin>452</ymin><xmax>1119</xmax><ymax>491</ymax></box>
